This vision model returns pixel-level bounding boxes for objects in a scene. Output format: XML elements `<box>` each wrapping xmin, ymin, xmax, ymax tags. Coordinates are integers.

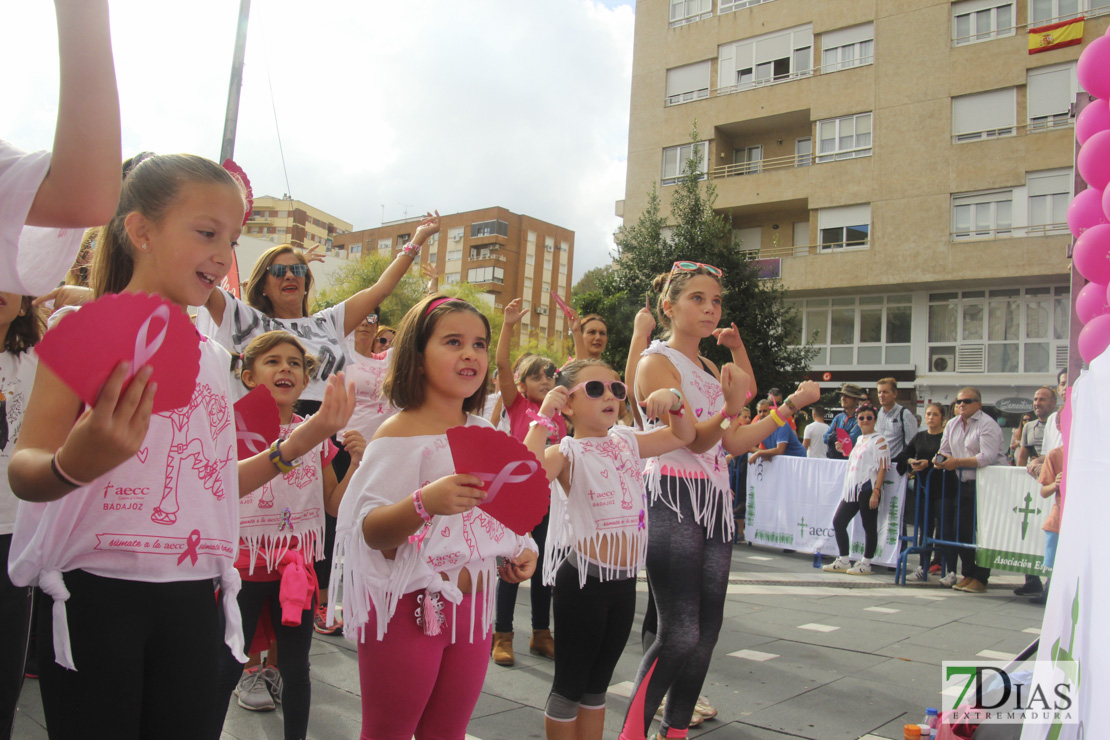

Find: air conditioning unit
<box><xmin>452</xmin><ymin>233</ymin><xmax>462</xmax><ymax>241</ymax></box>
<box><xmin>932</xmin><ymin>354</ymin><xmax>954</xmax><ymax>373</ymax></box>
<box><xmin>545</xmin><ymin>245</ymin><xmax>554</xmax><ymax>252</ymax></box>
<box><xmin>536</xmin><ymin>306</ymin><xmax>549</xmax><ymax>315</ymax></box>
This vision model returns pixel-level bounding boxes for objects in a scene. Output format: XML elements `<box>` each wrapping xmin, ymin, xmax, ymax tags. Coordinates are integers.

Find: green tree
<box><xmin>577</xmin><ymin>126</ymin><xmax>812</xmax><ymax>396</ymax></box>
<box><xmin>571</xmin><ymin>265</ymin><xmax>609</xmax><ymax>298</ymax></box>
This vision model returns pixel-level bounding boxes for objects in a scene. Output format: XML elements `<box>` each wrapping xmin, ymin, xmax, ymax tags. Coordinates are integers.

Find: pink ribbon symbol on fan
<box><xmin>130</xmin><ymin>304</ymin><xmax>170</xmax><ymax>379</ymax></box>
<box><xmin>473</xmin><ymin>460</ymin><xmax>539</xmax><ymax>503</ymax></box>
<box><xmin>235</xmin><ymin>411</ymin><xmax>268</xmax><ymax>455</ymax></box>
<box><xmin>279</xmin><ymin>507</ymin><xmax>292</xmax><ymax>532</ymax></box>
<box><xmin>177</xmin><ymin>529</ymin><xmax>201</xmax><ymax>566</ymax></box>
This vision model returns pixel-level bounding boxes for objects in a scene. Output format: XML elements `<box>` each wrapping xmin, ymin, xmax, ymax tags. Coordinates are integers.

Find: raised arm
<box><xmin>524</xmin><ymin>387</ymin><xmax>569</xmax><ymax>481</ymax></box>
<box><xmin>711</xmin><ymin>322</ymin><xmax>758</xmax><ymax>401</ymax></box>
<box><xmin>341</xmin><ymin>211</ymin><xmax>440</xmax><ymax>335</ymax></box>
<box><xmin>25</xmin><ymin>0</ymin><xmax>121</xmax><ymax>228</ymax></box>
<box><xmin>634</xmin><ymin>354</ymin><xmax>743</xmax><ymax>455</ymax></box>
<box><xmin>635</xmin><ymin>388</ymin><xmax>696</xmax><ymax>458</ymax></box>
<box><xmin>569</xmin><ymin>310</ymin><xmax>587</xmax><ymax>361</ymax></box>
<box><xmin>496</xmin><ymin>298</ymin><xmax>526</xmax><ymax>409</ymax></box>
<box><xmin>722</xmin><ymin>380</ymin><xmax>820</xmax><ymax>457</ymax></box>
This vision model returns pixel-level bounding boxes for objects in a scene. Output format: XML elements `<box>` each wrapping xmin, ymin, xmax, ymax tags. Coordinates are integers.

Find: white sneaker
<box><xmin>847</xmin><ymin>561</ymin><xmax>872</xmax><ymax>575</ymax></box>
<box><xmin>822</xmin><ymin>558</ymin><xmax>849</xmax><ymax>572</ymax></box>
<box><xmin>908</xmin><ymin>566</ymin><xmax>926</xmax><ymax>581</ymax></box>
<box><xmin>939</xmin><ymin>572</ymin><xmax>959</xmax><ymax>588</ymax></box>
<box><xmin>235</xmin><ymin>666</ymin><xmax>276</xmax><ymax>712</ymax></box>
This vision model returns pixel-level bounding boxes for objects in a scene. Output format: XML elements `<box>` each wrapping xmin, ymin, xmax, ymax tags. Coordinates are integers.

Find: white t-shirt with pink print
<box><xmin>343</xmin><ymin>339</ymin><xmax>397</xmax><ymax>442</ymax></box>
<box><xmin>9</xmin><ymin>326</ymin><xmax>245</xmax><ymax>669</ymax></box>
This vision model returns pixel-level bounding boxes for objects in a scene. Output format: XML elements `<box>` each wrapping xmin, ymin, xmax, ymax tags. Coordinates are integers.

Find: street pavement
<box><xmin>13</xmin><ymin>546</ymin><xmax>1044</xmax><ymax>739</ymax></box>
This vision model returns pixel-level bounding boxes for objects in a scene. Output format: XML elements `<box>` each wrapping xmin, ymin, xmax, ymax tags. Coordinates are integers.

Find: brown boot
<box><xmin>491</xmin><ymin>631</ymin><xmax>515</xmax><ymax>666</ymax></box>
<box><xmin>530</xmin><ymin>629</ymin><xmax>555</xmax><ymax>659</ymax></box>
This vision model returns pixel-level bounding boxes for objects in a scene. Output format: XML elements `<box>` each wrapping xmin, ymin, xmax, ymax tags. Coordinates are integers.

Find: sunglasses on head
<box><xmin>671</xmin><ymin>260</ymin><xmax>723</xmax><ymax>277</ymax></box>
<box><xmin>568</xmin><ymin>380</ymin><xmax>627</xmax><ymax>400</ymax></box>
<box><xmin>268</xmin><ymin>263</ymin><xmax>309</xmax><ymax>279</ymax></box>
<box><xmin>954</xmin><ymin>398</ymin><xmax>979</xmax><ymax>405</ymax></box>
<box><xmin>363</xmin><ymin>314</ymin><xmax>379</xmax><ymax>325</ymax></box>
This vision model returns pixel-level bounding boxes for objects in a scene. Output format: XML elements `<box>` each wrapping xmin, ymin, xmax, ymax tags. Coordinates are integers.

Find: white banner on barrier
<box><xmin>975</xmin><ymin>466</ymin><xmax>1052</xmax><ymax>576</ymax></box>
<box><xmin>745</xmin><ymin>456</ymin><xmax>907</xmax><ymax>567</ymax></box>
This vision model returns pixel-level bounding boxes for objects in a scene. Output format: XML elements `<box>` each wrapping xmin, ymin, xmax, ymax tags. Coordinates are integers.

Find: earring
<box><xmin>140</xmin><ymin>243</ymin><xmax>150</xmax><ymax>252</ymax></box>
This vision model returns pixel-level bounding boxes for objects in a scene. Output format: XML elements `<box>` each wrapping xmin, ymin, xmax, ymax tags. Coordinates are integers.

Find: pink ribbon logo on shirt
<box><xmin>130</xmin><ymin>304</ymin><xmax>170</xmax><ymax>379</ymax></box>
<box><xmin>177</xmin><ymin>529</ymin><xmax>202</xmax><ymax>566</ymax></box>
<box><xmin>279</xmin><ymin>507</ymin><xmax>292</xmax><ymax>532</ymax></box>
<box><xmin>473</xmin><ymin>460</ymin><xmax>539</xmax><ymax>503</ymax></box>
<box><xmin>235</xmin><ymin>411</ymin><xmax>268</xmax><ymax>455</ymax></box>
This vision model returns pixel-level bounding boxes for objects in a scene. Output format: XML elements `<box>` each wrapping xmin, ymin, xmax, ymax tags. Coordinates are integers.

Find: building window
<box><xmin>952</xmin><ymin>88</ymin><xmax>1016</xmax><ymax>141</ymax></box>
<box><xmin>927</xmin><ymin>287</ymin><xmax>1069</xmax><ymax>374</ymax></box>
<box><xmin>952</xmin><ymin>0</ymin><xmax>1014</xmax><ymax>45</ymax></box>
<box><xmin>666</xmin><ymin>60</ymin><xmax>711</xmax><ymax>105</ymax></box>
<box><xmin>795</xmin><ymin>137</ymin><xmax>812</xmax><ymax>167</ymax></box>
<box><xmin>524</xmin><ymin>277</ymin><xmax>533</xmax><ymax>291</ymax></box>
<box><xmin>350</xmin><ymin>244</ymin><xmax>362</xmax><ymax>254</ymax></box>
<box><xmin>1028</xmin><ymin>63</ymin><xmax>1080</xmax><ymax>131</ymax></box>
<box><xmin>820</xmin><ymin>23</ymin><xmax>874</xmax><ymax>71</ymax></box>
<box><xmin>952</xmin><ymin>189</ymin><xmax>1013</xmax><ymax>240</ymax></box>
<box><xmin>542</xmin><ymin>282</ymin><xmax>551</xmax><ymax>294</ymax></box>
<box><xmin>788</xmin><ymin>294</ymin><xmax>912</xmax><ymax>367</ymax></box>
<box><xmin>559</xmin><ymin>262</ymin><xmax>567</xmax><ymax>274</ymax></box>
<box><xmin>470</xmin><ymin>246</ymin><xmax>498</xmax><ymax>260</ymax></box>
<box><xmin>661</xmin><ymin>142</ymin><xmax>708</xmax><ymax>185</ymax></box>
<box><xmin>717</xmin><ymin>24</ymin><xmax>813</xmax><ymax>94</ymax></box>
<box><xmin>1027</xmin><ymin>169</ymin><xmax>1072</xmax><ymax>234</ymax></box>
<box><xmin>1030</xmin><ymin>0</ymin><xmax>1110</xmax><ymax>24</ymax></box>
<box><xmin>544</xmin><ymin>256</ymin><xmax>553</xmax><ymax>270</ymax></box>
<box><xmin>816</xmin><ymin>113</ymin><xmax>872</xmax><ymax>162</ymax></box>
<box><xmin>670</xmin><ymin>0</ymin><xmax>712</xmax><ymax>26</ymax></box>
<box><xmin>444</xmin><ymin>272</ymin><xmax>460</xmax><ymax>285</ymax></box>
<box><xmin>448</xmin><ymin>227</ymin><xmax>464</xmax><ymax>243</ymax></box>
<box><xmin>429</xmin><ymin>253</ymin><xmax>436</xmax><ymax>263</ymax></box>
<box><xmin>378</xmin><ymin>238</ymin><xmax>391</xmax><ymax>252</ymax></box>
<box><xmin>467</xmin><ymin>266</ymin><xmax>504</xmax><ymax>284</ymax></box>
<box><xmin>817</xmin><ymin>204</ymin><xmax>871</xmax><ymax>252</ymax></box>
<box><xmin>470</xmin><ymin>219</ymin><xmax>509</xmax><ymax>238</ymax></box>
<box><xmin>718</xmin><ymin>0</ymin><xmax>774</xmax><ymax>13</ymax></box>
<box><xmin>526</xmin><ymin>253</ymin><xmax>535</xmax><ymax>265</ymax></box>
<box><xmin>732</xmin><ymin>146</ymin><xmax>763</xmax><ymax>175</ymax></box>
<box><xmin>446</xmin><ymin>249</ymin><xmax>463</xmax><ymax>261</ymax></box>
<box><xmin>559</xmin><ymin>241</ymin><xmax>569</xmax><ymax>252</ymax></box>
<box><xmin>733</xmin><ymin>226</ymin><xmax>762</xmax><ymax>255</ymax></box>
<box><xmin>396</xmin><ymin>233</ymin><xmax>410</xmax><ymax>247</ymax></box>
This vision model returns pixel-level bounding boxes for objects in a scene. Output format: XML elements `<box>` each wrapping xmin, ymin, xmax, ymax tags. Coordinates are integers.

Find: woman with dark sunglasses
<box><xmin>197</xmin><ymin>213</ymin><xmax>440</xmax><ymax>636</ymax></box>
<box><xmin>621</xmin><ymin>262</ymin><xmax>818</xmax><ymax>740</ymax></box>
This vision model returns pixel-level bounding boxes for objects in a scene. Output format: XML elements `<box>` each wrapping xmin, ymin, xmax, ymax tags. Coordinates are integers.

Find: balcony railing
<box><xmin>951</xmin><ymin>222</ymin><xmax>1069</xmax><ymax>241</ymax></box>
<box><xmin>665</xmin><ymin>56</ymin><xmax>873</xmax><ymax>107</ymax></box>
<box><xmin>712</xmin><ymin>151</ymin><xmax>811</xmax><ymax>178</ymax></box>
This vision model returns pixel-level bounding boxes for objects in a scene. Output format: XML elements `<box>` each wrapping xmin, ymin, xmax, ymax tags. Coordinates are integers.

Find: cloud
<box><xmin>1</xmin><ymin>1</ymin><xmax>634</xmax><ymax>282</ymax></box>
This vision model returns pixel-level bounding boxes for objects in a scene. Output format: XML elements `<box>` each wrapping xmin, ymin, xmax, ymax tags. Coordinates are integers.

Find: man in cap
<box><xmin>823</xmin><ymin>383</ymin><xmax>869</xmax><ymax>460</ymax></box>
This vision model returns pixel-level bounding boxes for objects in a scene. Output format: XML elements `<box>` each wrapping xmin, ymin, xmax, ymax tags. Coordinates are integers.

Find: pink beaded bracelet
<box><xmin>526</xmin><ymin>408</ymin><xmax>557</xmax><ymax>435</ymax></box>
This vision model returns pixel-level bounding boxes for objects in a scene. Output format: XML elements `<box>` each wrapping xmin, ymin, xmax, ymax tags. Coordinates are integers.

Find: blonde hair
<box><xmin>91</xmin><ymin>154</ymin><xmax>245</xmax><ymax>297</ymax></box>
<box><xmin>244</xmin><ymin>245</ymin><xmax>313</xmax><ymax>317</ymax></box>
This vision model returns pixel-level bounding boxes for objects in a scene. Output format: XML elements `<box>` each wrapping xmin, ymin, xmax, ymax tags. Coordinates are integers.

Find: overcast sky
<box><xmin>2</xmin><ymin>1</ymin><xmax>635</xmax><ymax>282</ymax></box>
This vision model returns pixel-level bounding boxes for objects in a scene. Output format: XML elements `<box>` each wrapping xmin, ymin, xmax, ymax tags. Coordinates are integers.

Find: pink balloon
<box><xmin>1078</xmin><ymin>314</ymin><xmax>1110</xmax><ymax>364</ymax></box>
<box><xmin>1074</xmin><ymin>223</ymin><xmax>1110</xmax><ymax>284</ymax></box>
<box><xmin>1077</xmin><ymin>99</ymin><xmax>1110</xmax><ymax>146</ymax></box>
<box><xmin>1078</xmin><ymin>36</ymin><xmax>1110</xmax><ymax>101</ymax></box>
<box><xmin>1078</xmin><ymin>130</ymin><xmax>1110</xmax><ymax>190</ymax></box>
<box><xmin>1077</xmin><ymin>281</ymin><xmax>1110</xmax><ymax>324</ymax></box>
<box><xmin>1068</xmin><ymin>186</ymin><xmax>1109</xmax><ymax>239</ymax></box>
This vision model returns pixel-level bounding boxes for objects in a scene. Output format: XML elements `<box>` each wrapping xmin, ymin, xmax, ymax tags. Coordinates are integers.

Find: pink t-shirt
<box><xmin>506</xmin><ymin>392</ymin><xmax>566</xmax><ymax>444</ymax></box>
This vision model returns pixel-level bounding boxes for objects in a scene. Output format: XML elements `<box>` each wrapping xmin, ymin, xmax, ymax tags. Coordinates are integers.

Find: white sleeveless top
<box><xmin>9</xmin><ymin>330</ymin><xmax>245</xmax><ymax>669</ymax></box>
<box><xmin>638</xmin><ymin>340</ymin><xmax>732</xmax><ymax>540</ymax></box>
<box><xmin>842</xmin><ymin>433</ymin><xmax>890</xmax><ymax>502</ymax></box>
<box><xmin>237</xmin><ymin>416</ymin><xmax>334</xmax><ymax>573</ymax></box>
<box><xmin>544</xmin><ymin>425</ymin><xmax>648</xmax><ymax>588</ymax></box>
<box><xmin>332</xmin><ymin>415</ymin><xmax>537</xmax><ymax>643</ymax></box>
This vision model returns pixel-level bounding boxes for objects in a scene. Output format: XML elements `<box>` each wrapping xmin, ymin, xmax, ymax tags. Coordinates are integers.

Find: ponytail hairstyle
<box><xmin>383</xmin><ymin>294</ymin><xmax>491</xmax><ymax>414</ymax></box>
<box><xmin>234</xmin><ymin>330</ymin><xmax>319</xmax><ymax>388</ymax></box>
<box><xmin>3</xmin><ymin>297</ymin><xmax>45</xmax><ymax>355</ymax></box>
<box><xmin>91</xmin><ymin>154</ymin><xmax>245</xmax><ymax>298</ymax></box>
<box><xmin>244</xmin><ymin>245</ymin><xmax>314</xmax><ymax>317</ymax></box>
<box><xmin>651</xmin><ymin>264</ymin><xmax>724</xmax><ymax>339</ymax></box>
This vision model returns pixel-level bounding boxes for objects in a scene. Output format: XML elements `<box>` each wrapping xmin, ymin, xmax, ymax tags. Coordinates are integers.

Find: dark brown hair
<box><xmin>651</xmin><ymin>265</ymin><xmax>723</xmax><ymax>339</ymax></box>
<box><xmin>382</xmin><ymin>295</ymin><xmax>491</xmax><ymax>414</ymax></box>
<box><xmin>237</xmin><ymin>330</ymin><xmax>319</xmax><ymax>387</ymax></box>
<box><xmin>91</xmin><ymin>154</ymin><xmax>245</xmax><ymax>297</ymax></box>
<box><xmin>244</xmin><ymin>245</ymin><xmax>314</xmax><ymax>318</ymax></box>
<box><xmin>3</xmin><ymin>297</ymin><xmax>45</xmax><ymax>355</ymax></box>
<box><xmin>579</xmin><ymin>314</ymin><xmax>607</xmax><ymax>332</ymax></box>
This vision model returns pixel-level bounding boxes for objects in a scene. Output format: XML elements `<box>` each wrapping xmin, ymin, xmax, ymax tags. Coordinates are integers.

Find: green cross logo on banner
<box><xmin>1013</xmin><ymin>492</ymin><xmax>1040</xmax><ymax>540</ymax></box>
<box><xmin>798</xmin><ymin>516</ymin><xmax>807</xmax><ymax>538</ymax></box>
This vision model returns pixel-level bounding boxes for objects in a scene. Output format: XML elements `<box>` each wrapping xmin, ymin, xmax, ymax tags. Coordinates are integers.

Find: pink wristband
<box><xmin>402</xmin><ymin>241</ymin><xmax>421</xmax><ymax>258</ymax></box>
<box><xmin>526</xmin><ymin>408</ymin><xmax>557</xmax><ymax>435</ymax></box>
<box><xmin>51</xmin><ymin>452</ymin><xmax>91</xmax><ymax>488</ymax></box>
<box><xmin>412</xmin><ymin>488</ymin><xmax>433</xmax><ymax>523</ymax></box>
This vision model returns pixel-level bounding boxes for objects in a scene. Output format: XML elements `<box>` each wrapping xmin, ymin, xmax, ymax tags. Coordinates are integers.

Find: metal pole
<box><xmin>219</xmin><ymin>0</ymin><xmax>251</xmax><ymax>164</ymax></box>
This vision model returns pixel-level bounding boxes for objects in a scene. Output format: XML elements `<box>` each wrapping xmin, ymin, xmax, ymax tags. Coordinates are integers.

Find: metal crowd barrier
<box><xmin>895</xmin><ymin>466</ymin><xmax>976</xmax><ymax>586</ymax></box>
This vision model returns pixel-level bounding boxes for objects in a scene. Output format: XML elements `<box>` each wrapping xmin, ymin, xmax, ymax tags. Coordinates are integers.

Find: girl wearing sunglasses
<box><xmin>622</xmin><ymin>262</ymin><xmax>819</xmax><ymax>740</ymax></box>
<box><xmin>524</xmin><ymin>359</ymin><xmax>695</xmax><ymax>740</ymax></box>
<box><xmin>823</xmin><ymin>403</ymin><xmax>888</xmax><ymax>576</ymax></box>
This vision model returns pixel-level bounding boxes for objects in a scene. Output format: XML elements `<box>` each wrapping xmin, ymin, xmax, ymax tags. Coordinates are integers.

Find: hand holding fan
<box><xmin>447</xmin><ymin>425</ymin><xmax>550</xmax><ymax>535</ymax></box>
<box><xmin>234</xmin><ymin>385</ymin><xmax>281</xmax><ymax>460</ymax></box>
<box><xmin>836</xmin><ymin>428</ymin><xmax>854</xmax><ymax>456</ymax></box>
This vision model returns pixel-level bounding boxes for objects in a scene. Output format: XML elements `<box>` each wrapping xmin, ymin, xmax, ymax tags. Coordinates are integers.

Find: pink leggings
<box><xmin>358</xmin><ymin>591</ymin><xmax>491</xmax><ymax>740</ymax></box>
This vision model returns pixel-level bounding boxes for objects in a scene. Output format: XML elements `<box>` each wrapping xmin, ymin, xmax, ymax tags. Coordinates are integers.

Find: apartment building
<box><xmin>244</xmin><ymin>195</ymin><xmax>353</xmax><ymax>251</ymax></box>
<box><xmin>332</xmin><ymin>207</ymin><xmax>575</xmax><ymax>347</ymax></box>
<box><xmin>621</xmin><ymin>0</ymin><xmax>1108</xmax><ymax>413</ymax></box>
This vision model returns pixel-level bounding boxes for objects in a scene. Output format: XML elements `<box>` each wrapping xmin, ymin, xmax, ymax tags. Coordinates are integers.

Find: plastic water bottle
<box><xmin>924</xmin><ymin>708</ymin><xmax>939</xmax><ymax>730</ymax></box>
<box><xmin>813</xmin><ymin>549</ymin><xmax>822</xmax><ymax>568</ymax></box>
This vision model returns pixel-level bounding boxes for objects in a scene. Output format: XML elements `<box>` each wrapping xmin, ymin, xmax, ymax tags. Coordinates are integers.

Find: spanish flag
<box><xmin>1029</xmin><ymin>17</ymin><xmax>1084</xmax><ymax>54</ymax></box>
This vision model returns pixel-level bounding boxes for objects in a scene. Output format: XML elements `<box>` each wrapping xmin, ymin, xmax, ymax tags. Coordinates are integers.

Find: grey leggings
<box><xmin>621</xmin><ymin>477</ymin><xmax>732</xmax><ymax>738</ymax></box>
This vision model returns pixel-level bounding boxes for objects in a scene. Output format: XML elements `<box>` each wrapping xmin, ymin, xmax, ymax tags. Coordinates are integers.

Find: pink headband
<box><xmin>425</xmin><ymin>297</ymin><xmax>464</xmax><ymax>315</ymax></box>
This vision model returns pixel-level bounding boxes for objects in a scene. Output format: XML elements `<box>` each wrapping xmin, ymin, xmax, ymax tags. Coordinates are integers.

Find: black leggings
<box><xmin>832</xmin><ymin>480</ymin><xmax>878</xmax><ymax>559</ymax></box>
<box><xmin>546</xmin><ymin>556</ymin><xmax>636</xmax><ymax>720</ymax></box>
<box><xmin>495</xmin><ymin>513</ymin><xmax>551</xmax><ymax>632</ymax></box>
<box><xmin>36</xmin><ymin>570</ymin><xmax>222</xmax><ymax>740</ymax></box>
<box><xmin>0</xmin><ymin>534</ymin><xmax>33</xmax><ymax>740</ymax></box>
<box><xmin>622</xmin><ymin>477</ymin><xmax>732</xmax><ymax>737</ymax></box>
<box><xmin>214</xmin><ymin>579</ymin><xmax>315</xmax><ymax>740</ymax></box>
